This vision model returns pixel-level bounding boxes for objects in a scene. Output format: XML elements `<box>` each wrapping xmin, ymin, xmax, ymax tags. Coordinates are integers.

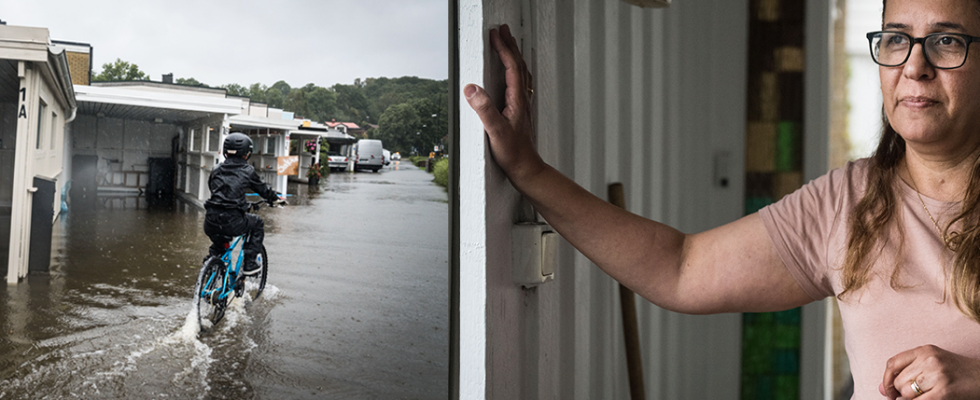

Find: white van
<box><xmin>354</xmin><ymin>139</ymin><xmax>384</xmax><ymax>172</ymax></box>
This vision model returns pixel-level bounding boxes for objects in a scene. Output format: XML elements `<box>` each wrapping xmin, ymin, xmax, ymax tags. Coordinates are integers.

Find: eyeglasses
<box><xmin>866</xmin><ymin>31</ymin><xmax>980</xmax><ymax>69</ymax></box>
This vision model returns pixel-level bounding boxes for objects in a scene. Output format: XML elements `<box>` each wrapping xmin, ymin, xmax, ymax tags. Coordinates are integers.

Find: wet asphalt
<box><xmin>0</xmin><ymin>161</ymin><xmax>449</xmax><ymax>399</ymax></box>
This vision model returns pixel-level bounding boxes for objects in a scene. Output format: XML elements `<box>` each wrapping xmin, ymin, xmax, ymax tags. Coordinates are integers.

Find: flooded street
<box><xmin>0</xmin><ymin>162</ymin><xmax>449</xmax><ymax>399</ymax></box>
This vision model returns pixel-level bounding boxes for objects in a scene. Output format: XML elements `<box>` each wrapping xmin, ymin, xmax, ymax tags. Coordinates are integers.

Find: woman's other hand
<box><xmin>464</xmin><ymin>24</ymin><xmax>545</xmax><ymax>185</ymax></box>
<box><xmin>879</xmin><ymin>344</ymin><xmax>980</xmax><ymax>399</ymax></box>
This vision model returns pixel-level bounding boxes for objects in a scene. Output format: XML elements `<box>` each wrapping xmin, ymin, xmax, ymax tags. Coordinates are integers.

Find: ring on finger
<box><xmin>911</xmin><ymin>380</ymin><xmax>924</xmax><ymax>397</ymax></box>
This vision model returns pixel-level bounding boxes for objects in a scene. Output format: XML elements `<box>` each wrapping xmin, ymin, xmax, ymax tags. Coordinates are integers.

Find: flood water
<box><xmin>0</xmin><ymin>162</ymin><xmax>449</xmax><ymax>399</ymax></box>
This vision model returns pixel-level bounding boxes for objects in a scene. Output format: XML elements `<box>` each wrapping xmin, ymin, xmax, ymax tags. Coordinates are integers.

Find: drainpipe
<box><xmin>65</xmin><ymin>102</ymin><xmax>77</xmax><ymax>123</ymax></box>
<box><xmin>48</xmin><ymin>46</ymin><xmax>77</xmax><ymax>122</ymax></box>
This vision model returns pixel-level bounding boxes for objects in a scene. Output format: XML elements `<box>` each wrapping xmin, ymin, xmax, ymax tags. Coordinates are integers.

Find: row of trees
<box><xmin>92</xmin><ymin>59</ymin><xmax>448</xmax><ymax>155</ymax></box>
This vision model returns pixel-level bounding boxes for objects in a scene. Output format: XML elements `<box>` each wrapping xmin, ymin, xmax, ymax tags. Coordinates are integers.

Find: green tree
<box><xmin>410</xmin><ymin>97</ymin><xmax>448</xmax><ymax>154</ymax></box>
<box><xmin>375</xmin><ymin>92</ymin><xmax>406</xmax><ymax>117</ymax></box>
<box><xmin>332</xmin><ymin>83</ymin><xmax>369</xmax><ymax>122</ymax></box>
<box><xmin>271</xmin><ymin>80</ymin><xmax>292</xmax><ymax>98</ymax></box>
<box><xmin>217</xmin><ymin>77</ymin><xmax>447</xmax><ymax>135</ymax></box>
<box><xmin>265</xmin><ymin>89</ymin><xmax>284</xmax><ymax>108</ymax></box>
<box><xmin>176</xmin><ymin>77</ymin><xmax>207</xmax><ymax>86</ymax></box>
<box><xmin>92</xmin><ymin>58</ymin><xmax>148</xmax><ymax>82</ymax></box>
<box><xmin>363</xmin><ymin>125</ymin><xmax>378</xmax><ymax>139</ymax></box>
<box><xmin>285</xmin><ymin>89</ymin><xmax>308</xmax><ymax>119</ymax></box>
<box><xmin>221</xmin><ymin>83</ymin><xmax>249</xmax><ymax>97</ymax></box>
<box><xmin>248</xmin><ymin>83</ymin><xmax>268</xmax><ymax>104</ymax></box>
<box><xmin>306</xmin><ymin>86</ymin><xmax>337</xmax><ymax>122</ymax></box>
<box><xmin>361</xmin><ymin>77</ymin><xmax>447</xmax><ymax>123</ymax></box>
<box><xmin>377</xmin><ymin>103</ymin><xmax>420</xmax><ymax>154</ymax></box>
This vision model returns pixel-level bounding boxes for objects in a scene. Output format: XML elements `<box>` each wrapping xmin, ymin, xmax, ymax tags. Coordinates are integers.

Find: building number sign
<box><xmin>18</xmin><ymin>88</ymin><xmax>27</xmax><ymax>118</ymax></box>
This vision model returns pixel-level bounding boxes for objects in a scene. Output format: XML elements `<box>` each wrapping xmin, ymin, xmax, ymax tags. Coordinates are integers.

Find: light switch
<box><xmin>512</xmin><ymin>223</ymin><xmax>556</xmax><ymax>287</ymax></box>
<box><xmin>540</xmin><ymin>231</ymin><xmax>557</xmax><ymax>276</ymax></box>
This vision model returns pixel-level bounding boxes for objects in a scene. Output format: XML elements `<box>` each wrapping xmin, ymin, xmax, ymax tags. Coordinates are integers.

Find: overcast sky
<box><xmin>3</xmin><ymin>0</ymin><xmax>448</xmax><ymax>89</ymax></box>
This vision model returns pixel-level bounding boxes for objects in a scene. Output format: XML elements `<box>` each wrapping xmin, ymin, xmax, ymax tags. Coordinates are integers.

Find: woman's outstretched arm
<box><xmin>464</xmin><ymin>24</ymin><xmax>812</xmax><ymax>314</ymax></box>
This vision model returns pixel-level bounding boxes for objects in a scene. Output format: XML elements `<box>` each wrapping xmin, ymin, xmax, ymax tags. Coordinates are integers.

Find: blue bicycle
<box><xmin>195</xmin><ymin>200</ymin><xmax>275</xmax><ymax>332</ymax></box>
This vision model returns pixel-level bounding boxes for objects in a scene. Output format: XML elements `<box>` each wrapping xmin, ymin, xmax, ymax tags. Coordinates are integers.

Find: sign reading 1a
<box><xmin>18</xmin><ymin>88</ymin><xmax>27</xmax><ymax>118</ymax></box>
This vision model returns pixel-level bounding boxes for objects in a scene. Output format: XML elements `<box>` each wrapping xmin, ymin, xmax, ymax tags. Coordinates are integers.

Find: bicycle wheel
<box><xmin>242</xmin><ymin>245</ymin><xmax>268</xmax><ymax>301</ymax></box>
<box><xmin>196</xmin><ymin>257</ymin><xmax>227</xmax><ymax>331</ymax></box>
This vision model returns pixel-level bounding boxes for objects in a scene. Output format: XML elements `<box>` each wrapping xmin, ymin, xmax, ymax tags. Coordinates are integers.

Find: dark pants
<box><xmin>203</xmin><ymin>208</ymin><xmax>265</xmax><ymax>264</ymax></box>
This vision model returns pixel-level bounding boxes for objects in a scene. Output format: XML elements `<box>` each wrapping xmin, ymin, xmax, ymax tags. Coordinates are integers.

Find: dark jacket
<box><xmin>204</xmin><ymin>157</ymin><xmax>279</xmax><ymax>212</ymax></box>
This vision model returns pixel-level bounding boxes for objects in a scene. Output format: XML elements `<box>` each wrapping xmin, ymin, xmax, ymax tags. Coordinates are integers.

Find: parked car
<box><xmin>382</xmin><ymin>149</ymin><xmax>391</xmax><ymax>166</ymax></box>
<box><xmin>354</xmin><ymin>139</ymin><xmax>384</xmax><ymax>172</ymax></box>
<box><xmin>327</xmin><ymin>150</ymin><xmax>349</xmax><ymax>171</ymax></box>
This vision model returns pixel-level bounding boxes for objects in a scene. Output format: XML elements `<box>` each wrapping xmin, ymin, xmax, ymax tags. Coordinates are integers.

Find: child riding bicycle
<box><xmin>203</xmin><ymin>132</ymin><xmax>286</xmax><ymax>276</ymax></box>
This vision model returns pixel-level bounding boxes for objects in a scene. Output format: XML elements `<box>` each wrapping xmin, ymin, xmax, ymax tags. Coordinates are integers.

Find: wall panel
<box><xmin>458</xmin><ymin>0</ymin><xmax>828</xmax><ymax>398</ymax></box>
<box><xmin>523</xmin><ymin>0</ymin><xmax>749</xmax><ymax>397</ymax></box>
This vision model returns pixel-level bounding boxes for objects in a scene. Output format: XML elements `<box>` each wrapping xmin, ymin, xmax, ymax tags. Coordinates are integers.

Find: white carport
<box><xmin>321</xmin><ymin>129</ymin><xmax>357</xmax><ymax>172</ymax></box>
<box><xmin>227</xmin><ymin>114</ymin><xmax>299</xmax><ymax>195</ymax></box>
<box><xmin>287</xmin><ymin>124</ymin><xmax>349</xmax><ymax>180</ymax></box>
<box><xmin>72</xmin><ymin>84</ymin><xmax>242</xmax><ymax>209</ymax></box>
<box><xmin>1</xmin><ymin>25</ymin><xmax>77</xmax><ymax>284</ymax></box>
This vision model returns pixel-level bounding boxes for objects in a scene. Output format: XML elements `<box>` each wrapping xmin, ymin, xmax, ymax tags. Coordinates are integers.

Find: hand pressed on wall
<box><xmin>463</xmin><ymin>24</ymin><xmax>543</xmax><ymax>185</ymax></box>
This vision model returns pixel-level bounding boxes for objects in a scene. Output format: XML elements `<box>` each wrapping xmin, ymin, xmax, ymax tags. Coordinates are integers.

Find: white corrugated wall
<box><xmin>458</xmin><ymin>0</ymin><xmax>830</xmax><ymax>398</ymax></box>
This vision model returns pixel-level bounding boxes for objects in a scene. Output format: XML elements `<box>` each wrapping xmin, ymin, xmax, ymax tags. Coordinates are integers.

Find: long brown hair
<box><xmin>840</xmin><ymin>121</ymin><xmax>905</xmax><ymax>300</ymax></box>
<box><xmin>841</xmin><ymin>119</ymin><xmax>980</xmax><ymax>323</ymax></box>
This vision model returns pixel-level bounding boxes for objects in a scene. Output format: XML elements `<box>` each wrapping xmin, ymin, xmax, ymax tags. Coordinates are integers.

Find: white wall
<box><xmin>71</xmin><ymin>114</ymin><xmax>179</xmax><ymax>192</ymax></box>
<box><xmin>179</xmin><ymin>116</ymin><xmax>226</xmax><ymax>203</ymax></box>
<box><xmin>562</xmin><ymin>1</ymin><xmax>749</xmax><ymax>398</ymax></box>
<box><xmin>460</xmin><ymin>0</ymin><xmax>747</xmax><ymax>398</ymax></box>
<box><xmin>459</xmin><ymin>0</ymin><xmax>831</xmax><ymax>398</ymax></box>
<box><xmin>248</xmin><ymin>133</ymin><xmax>286</xmax><ymax>191</ymax></box>
<box><xmin>7</xmin><ymin>60</ymin><xmax>73</xmax><ymax>283</ymax></box>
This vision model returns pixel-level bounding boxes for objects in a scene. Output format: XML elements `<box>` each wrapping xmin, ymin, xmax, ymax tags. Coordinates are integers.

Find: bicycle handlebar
<box><xmin>248</xmin><ymin>197</ymin><xmax>287</xmax><ymax>212</ymax></box>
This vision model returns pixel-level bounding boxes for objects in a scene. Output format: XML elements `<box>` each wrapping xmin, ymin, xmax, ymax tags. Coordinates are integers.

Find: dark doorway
<box><xmin>28</xmin><ymin>176</ymin><xmax>55</xmax><ymax>273</ymax></box>
<box><xmin>146</xmin><ymin>157</ymin><xmax>175</xmax><ymax>208</ymax></box>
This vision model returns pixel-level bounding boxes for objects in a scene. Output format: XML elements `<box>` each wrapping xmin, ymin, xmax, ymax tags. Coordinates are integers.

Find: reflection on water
<box><xmin>0</xmin><ymin>166</ymin><xmax>448</xmax><ymax>399</ymax></box>
<box><xmin>0</xmin><ymin>194</ymin><xmax>288</xmax><ymax>398</ymax></box>
<box><xmin>0</xmin><ymin>199</ymin><xmax>229</xmax><ymax>398</ymax></box>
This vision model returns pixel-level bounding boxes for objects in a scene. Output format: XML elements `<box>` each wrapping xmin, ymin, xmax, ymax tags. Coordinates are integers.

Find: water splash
<box><xmin>0</xmin><ymin>303</ymin><xmax>215</xmax><ymax>399</ymax></box>
<box><xmin>177</xmin><ymin>300</ymin><xmax>202</xmax><ymax>341</ymax></box>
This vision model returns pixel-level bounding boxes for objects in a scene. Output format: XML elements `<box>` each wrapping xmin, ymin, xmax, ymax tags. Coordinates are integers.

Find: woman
<box><xmin>464</xmin><ymin>0</ymin><xmax>980</xmax><ymax>398</ymax></box>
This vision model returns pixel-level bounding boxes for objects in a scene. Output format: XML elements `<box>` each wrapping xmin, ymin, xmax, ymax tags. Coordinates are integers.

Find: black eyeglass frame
<box><xmin>866</xmin><ymin>30</ymin><xmax>980</xmax><ymax>69</ymax></box>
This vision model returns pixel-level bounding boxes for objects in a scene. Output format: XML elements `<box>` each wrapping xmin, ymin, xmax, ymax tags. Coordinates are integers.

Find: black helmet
<box><xmin>223</xmin><ymin>132</ymin><xmax>252</xmax><ymax>158</ymax></box>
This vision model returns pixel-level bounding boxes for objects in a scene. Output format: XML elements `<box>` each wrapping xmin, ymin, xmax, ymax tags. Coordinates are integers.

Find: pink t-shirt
<box><xmin>760</xmin><ymin>159</ymin><xmax>980</xmax><ymax>400</ymax></box>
